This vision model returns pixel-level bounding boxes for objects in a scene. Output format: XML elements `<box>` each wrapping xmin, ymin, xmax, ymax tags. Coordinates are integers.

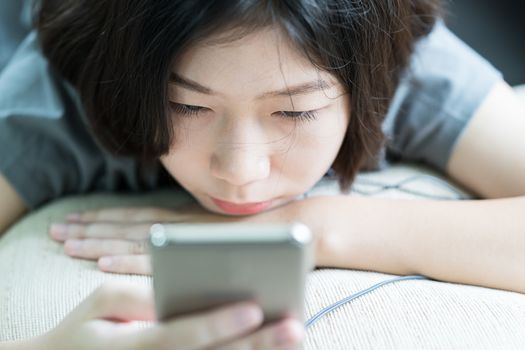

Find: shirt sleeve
<box><xmin>0</xmin><ymin>31</ymin><xmax>162</xmax><ymax>210</ymax></box>
<box><xmin>0</xmin><ymin>0</ymin><xmax>32</xmax><ymax>70</ymax></box>
<box><xmin>382</xmin><ymin>20</ymin><xmax>503</xmax><ymax>172</ymax></box>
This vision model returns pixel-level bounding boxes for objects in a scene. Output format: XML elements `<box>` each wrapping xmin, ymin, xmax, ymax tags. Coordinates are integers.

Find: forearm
<box><xmin>0</xmin><ymin>339</ymin><xmax>37</xmax><ymax>350</ymax></box>
<box><xmin>0</xmin><ymin>174</ymin><xmax>27</xmax><ymax>236</ymax></box>
<box><xmin>311</xmin><ymin>195</ymin><xmax>525</xmax><ymax>293</ymax></box>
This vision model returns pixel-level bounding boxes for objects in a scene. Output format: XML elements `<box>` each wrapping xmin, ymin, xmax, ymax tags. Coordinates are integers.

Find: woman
<box><xmin>1</xmin><ymin>0</ymin><xmax>525</xmax><ymax>349</ymax></box>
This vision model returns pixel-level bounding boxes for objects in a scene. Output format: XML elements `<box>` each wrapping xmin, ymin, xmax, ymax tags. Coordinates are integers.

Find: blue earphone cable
<box><xmin>305</xmin><ymin>275</ymin><xmax>429</xmax><ymax>329</ymax></box>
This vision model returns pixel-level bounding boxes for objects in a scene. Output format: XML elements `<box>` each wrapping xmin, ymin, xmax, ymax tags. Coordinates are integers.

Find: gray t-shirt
<box><xmin>0</xmin><ymin>20</ymin><xmax>502</xmax><ymax>210</ymax></box>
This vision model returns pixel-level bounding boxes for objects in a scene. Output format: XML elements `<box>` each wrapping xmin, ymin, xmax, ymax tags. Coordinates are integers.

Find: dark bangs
<box><xmin>36</xmin><ymin>0</ymin><xmax>442</xmax><ymax>191</ymax></box>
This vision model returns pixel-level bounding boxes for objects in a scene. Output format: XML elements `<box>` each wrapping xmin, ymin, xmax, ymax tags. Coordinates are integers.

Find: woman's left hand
<box><xmin>48</xmin><ymin>199</ymin><xmax>315</xmax><ymax>275</ymax></box>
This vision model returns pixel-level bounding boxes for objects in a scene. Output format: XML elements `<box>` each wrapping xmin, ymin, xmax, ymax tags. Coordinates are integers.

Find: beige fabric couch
<box><xmin>1</xmin><ymin>87</ymin><xmax>525</xmax><ymax>348</ymax></box>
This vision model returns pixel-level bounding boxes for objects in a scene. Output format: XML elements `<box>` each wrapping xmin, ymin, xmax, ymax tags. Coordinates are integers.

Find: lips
<box><xmin>211</xmin><ymin>197</ymin><xmax>273</xmax><ymax>215</ymax></box>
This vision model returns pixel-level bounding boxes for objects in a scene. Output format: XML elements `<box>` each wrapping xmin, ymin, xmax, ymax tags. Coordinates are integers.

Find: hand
<box><xmin>48</xmin><ymin>206</ymin><xmax>173</xmax><ymax>275</ymax></box>
<box><xmin>48</xmin><ymin>199</ymin><xmax>320</xmax><ymax>275</ymax></box>
<box><xmin>48</xmin><ymin>203</ymin><xmax>234</xmax><ymax>275</ymax></box>
<box><xmin>34</xmin><ymin>282</ymin><xmax>304</xmax><ymax>350</ymax></box>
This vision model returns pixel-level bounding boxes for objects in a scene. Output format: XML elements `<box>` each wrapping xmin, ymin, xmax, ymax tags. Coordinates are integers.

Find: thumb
<box><xmin>73</xmin><ymin>282</ymin><xmax>156</xmax><ymax>323</ymax></box>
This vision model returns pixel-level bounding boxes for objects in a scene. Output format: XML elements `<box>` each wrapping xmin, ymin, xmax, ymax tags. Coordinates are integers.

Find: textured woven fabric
<box><xmin>2</xmin><ymin>163</ymin><xmax>525</xmax><ymax>349</ymax></box>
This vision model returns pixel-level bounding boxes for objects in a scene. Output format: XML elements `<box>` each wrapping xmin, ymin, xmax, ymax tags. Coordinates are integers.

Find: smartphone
<box><xmin>149</xmin><ymin>222</ymin><xmax>314</xmax><ymax>323</ymax></box>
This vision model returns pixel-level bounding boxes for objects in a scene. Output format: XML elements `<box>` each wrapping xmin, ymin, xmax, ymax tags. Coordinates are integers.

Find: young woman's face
<box><xmin>160</xmin><ymin>29</ymin><xmax>350</xmax><ymax>215</ymax></box>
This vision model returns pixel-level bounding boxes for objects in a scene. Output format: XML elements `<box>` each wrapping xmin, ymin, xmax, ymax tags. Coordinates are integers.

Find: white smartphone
<box><xmin>149</xmin><ymin>222</ymin><xmax>314</xmax><ymax>323</ymax></box>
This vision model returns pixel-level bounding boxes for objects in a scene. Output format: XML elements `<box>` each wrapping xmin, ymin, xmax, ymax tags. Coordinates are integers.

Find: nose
<box><xmin>210</xmin><ymin>146</ymin><xmax>270</xmax><ymax>187</ymax></box>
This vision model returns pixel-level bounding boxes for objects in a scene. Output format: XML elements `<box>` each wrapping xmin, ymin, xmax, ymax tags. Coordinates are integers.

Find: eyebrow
<box><xmin>169</xmin><ymin>73</ymin><xmax>334</xmax><ymax>99</ymax></box>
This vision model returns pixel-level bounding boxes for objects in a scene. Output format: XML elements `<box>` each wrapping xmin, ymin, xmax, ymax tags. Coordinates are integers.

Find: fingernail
<box><xmin>233</xmin><ymin>303</ymin><xmax>263</xmax><ymax>327</ymax></box>
<box><xmin>274</xmin><ymin>320</ymin><xmax>304</xmax><ymax>347</ymax></box>
<box><xmin>49</xmin><ymin>223</ymin><xmax>68</xmax><ymax>240</ymax></box>
<box><xmin>64</xmin><ymin>239</ymin><xmax>82</xmax><ymax>252</ymax></box>
<box><xmin>66</xmin><ymin>213</ymin><xmax>81</xmax><ymax>222</ymax></box>
<box><xmin>98</xmin><ymin>257</ymin><xmax>113</xmax><ymax>268</ymax></box>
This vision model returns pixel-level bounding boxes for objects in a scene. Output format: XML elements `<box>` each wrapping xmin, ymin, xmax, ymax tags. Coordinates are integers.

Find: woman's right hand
<box><xmin>33</xmin><ymin>282</ymin><xmax>304</xmax><ymax>350</ymax></box>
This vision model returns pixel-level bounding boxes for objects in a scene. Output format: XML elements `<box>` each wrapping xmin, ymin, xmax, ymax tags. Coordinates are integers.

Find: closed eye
<box><xmin>170</xmin><ymin>102</ymin><xmax>319</xmax><ymax>122</ymax></box>
<box><xmin>169</xmin><ymin>102</ymin><xmax>209</xmax><ymax>117</ymax></box>
<box><xmin>274</xmin><ymin>110</ymin><xmax>319</xmax><ymax>122</ymax></box>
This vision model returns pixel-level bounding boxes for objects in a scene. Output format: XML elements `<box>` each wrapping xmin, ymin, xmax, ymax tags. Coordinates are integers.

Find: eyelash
<box><xmin>169</xmin><ymin>103</ymin><xmax>318</xmax><ymax>122</ymax></box>
<box><xmin>274</xmin><ymin>110</ymin><xmax>318</xmax><ymax>122</ymax></box>
<box><xmin>169</xmin><ymin>103</ymin><xmax>205</xmax><ymax>116</ymax></box>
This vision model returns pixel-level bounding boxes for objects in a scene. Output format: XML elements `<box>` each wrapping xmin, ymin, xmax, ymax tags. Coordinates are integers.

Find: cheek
<box><xmin>278</xmin><ymin>122</ymin><xmax>347</xmax><ymax>181</ymax></box>
<box><xmin>160</xmin><ymin>152</ymin><xmax>197</xmax><ymax>190</ymax></box>
<box><xmin>159</xmin><ymin>132</ymin><xmax>211</xmax><ymax>188</ymax></box>
<box><xmin>294</xmin><ymin>111</ymin><xmax>349</xmax><ymax>160</ymax></box>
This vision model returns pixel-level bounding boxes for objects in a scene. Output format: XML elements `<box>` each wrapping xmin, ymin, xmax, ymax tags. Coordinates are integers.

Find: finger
<box><xmin>145</xmin><ymin>301</ymin><xmax>263</xmax><ymax>350</ymax></box>
<box><xmin>215</xmin><ymin>318</ymin><xmax>304</xmax><ymax>350</ymax></box>
<box><xmin>49</xmin><ymin>222</ymin><xmax>152</xmax><ymax>241</ymax></box>
<box><xmin>65</xmin><ymin>207</ymin><xmax>187</xmax><ymax>223</ymax></box>
<box><xmin>64</xmin><ymin>239</ymin><xmax>147</xmax><ymax>259</ymax></box>
<box><xmin>98</xmin><ymin>255</ymin><xmax>152</xmax><ymax>275</ymax></box>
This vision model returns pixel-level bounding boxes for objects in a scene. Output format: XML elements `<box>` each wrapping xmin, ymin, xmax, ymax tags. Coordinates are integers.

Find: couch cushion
<box><xmin>2</xmin><ymin>163</ymin><xmax>525</xmax><ymax>349</ymax></box>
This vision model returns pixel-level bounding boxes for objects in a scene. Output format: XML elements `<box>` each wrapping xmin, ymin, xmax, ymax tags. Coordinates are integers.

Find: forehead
<box><xmin>173</xmin><ymin>29</ymin><xmax>341</xmax><ymax>98</ymax></box>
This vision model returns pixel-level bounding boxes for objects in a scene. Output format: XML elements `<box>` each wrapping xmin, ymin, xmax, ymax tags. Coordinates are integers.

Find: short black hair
<box><xmin>36</xmin><ymin>0</ymin><xmax>441</xmax><ymax>191</ymax></box>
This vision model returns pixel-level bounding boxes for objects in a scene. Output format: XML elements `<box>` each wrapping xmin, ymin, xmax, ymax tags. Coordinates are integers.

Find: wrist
<box><xmin>294</xmin><ymin>195</ymin><xmax>341</xmax><ymax>267</ymax></box>
<box><xmin>297</xmin><ymin>195</ymin><xmax>415</xmax><ymax>273</ymax></box>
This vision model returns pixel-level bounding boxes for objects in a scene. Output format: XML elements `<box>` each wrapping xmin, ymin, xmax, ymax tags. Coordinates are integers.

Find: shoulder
<box><xmin>0</xmin><ymin>31</ymin><xmax>71</xmax><ymax>121</ymax></box>
<box><xmin>382</xmin><ymin>20</ymin><xmax>502</xmax><ymax>173</ymax></box>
